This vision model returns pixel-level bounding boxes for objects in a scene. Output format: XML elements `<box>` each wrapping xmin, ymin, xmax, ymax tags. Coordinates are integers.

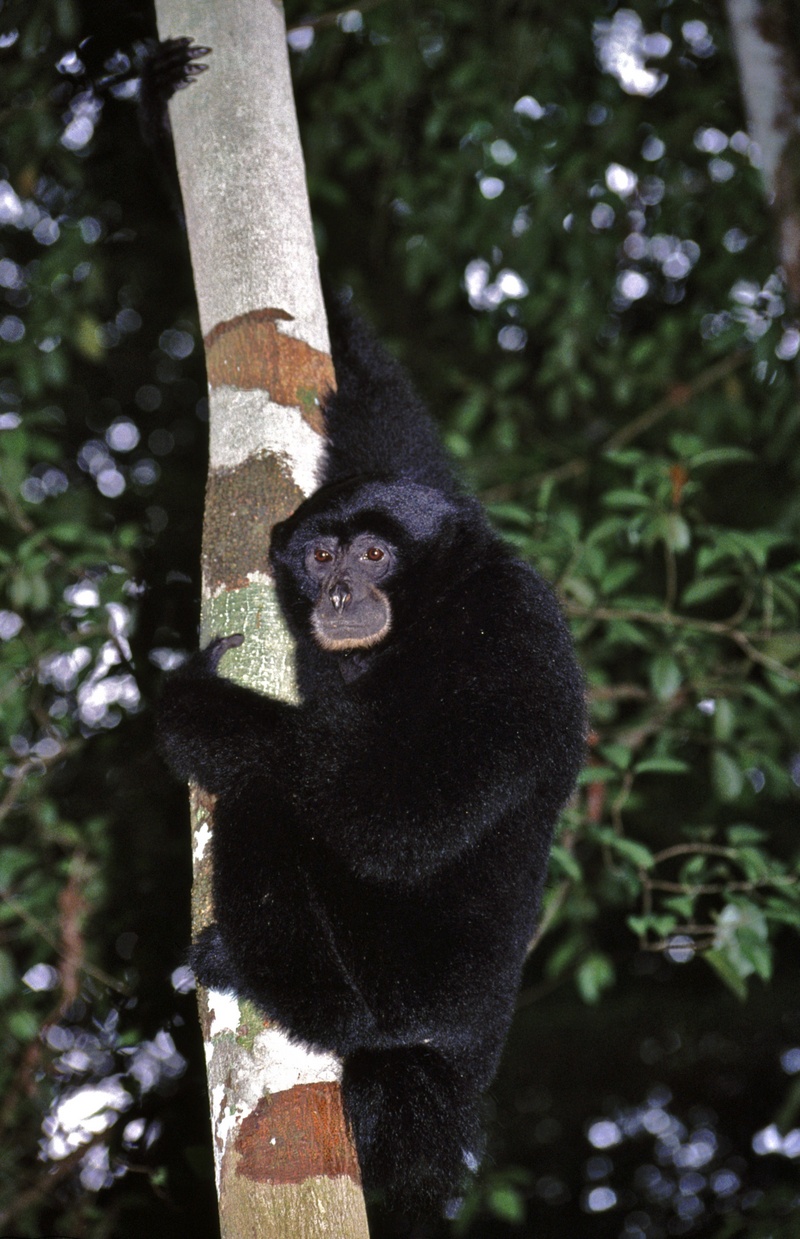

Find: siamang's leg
<box><xmin>190</xmin><ymin>924</ymin><xmax>245</xmax><ymax>994</ymax></box>
<box><xmin>193</xmin><ymin>898</ymin><xmax>377</xmax><ymax>1057</ymax></box>
<box><xmin>193</xmin><ymin>915</ymin><xmax>373</xmax><ymax>1057</ymax></box>
<box><xmin>193</xmin><ymin>784</ymin><xmax>377</xmax><ymax>1055</ymax></box>
<box><xmin>157</xmin><ymin>635</ymin><xmax>295</xmax><ymax>794</ymax></box>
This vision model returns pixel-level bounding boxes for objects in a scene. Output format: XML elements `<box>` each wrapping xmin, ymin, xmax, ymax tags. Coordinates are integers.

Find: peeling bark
<box><xmin>152</xmin><ymin>0</ymin><xmax>369</xmax><ymax>1233</ymax></box>
<box><xmin>236</xmin><ymin>1085</ymin><xmax>361</xmax><ymax>1184</ymax></box>
<box><xmin>726</xmin><ymin>0</ymin><xmax>800</xmax><ymax>304</ymax></box>
<box><xmin>205</xmin><ymin>309</ymin><xmax>333</xmax><ymax>426</ymax></box>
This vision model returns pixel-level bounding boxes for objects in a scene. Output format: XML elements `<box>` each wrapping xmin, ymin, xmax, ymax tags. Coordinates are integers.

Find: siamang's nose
<box><xmin>329</xmin><ymin>581</ymin><xmax>352</xmax><ymax>611</ymax></box>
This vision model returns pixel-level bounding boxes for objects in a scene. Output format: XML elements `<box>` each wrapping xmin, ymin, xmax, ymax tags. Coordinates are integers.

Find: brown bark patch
<box><xmin>205</xmin><ymin>308</ymin><xmax>334</xmax><ymax>433</ymax></box>
<box><xmin>235</xmin><ymin>1082</ymin><xmax>361</xmax><ymax>1185</ymax></box>
<box><xmin>202</xmin><ymin>455</ymin><xmax>305</xmax><ymax>594</ymax></box>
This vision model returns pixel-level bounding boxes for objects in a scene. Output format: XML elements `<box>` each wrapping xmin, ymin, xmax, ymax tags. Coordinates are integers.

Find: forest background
<box><xmin>1</xmin><ymin>0</ymin><xmax>799</xmax><ymax>1236</ymax></box>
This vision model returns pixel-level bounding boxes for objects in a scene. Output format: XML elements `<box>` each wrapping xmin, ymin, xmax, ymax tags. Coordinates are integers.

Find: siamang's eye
<box><xmin>314</xmin><ymin>548</ymin><xmax>333</xmax><ymax>563</ymax></box>
<box><xmin>365</xmin><ymin>547</ymin><xmax>384</xmax><ymax>562</ymax></box>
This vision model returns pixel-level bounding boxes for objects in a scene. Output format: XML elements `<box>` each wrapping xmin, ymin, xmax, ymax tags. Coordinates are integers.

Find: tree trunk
<box><xmin>725</xmin><ymin>0</ymin><xmax>800</xmax><ymax>306</ymax></box>
<box><xmin>151</xmin><ymin>1</ymin><xmax>370</xmax><ymax>1234</ymax></box>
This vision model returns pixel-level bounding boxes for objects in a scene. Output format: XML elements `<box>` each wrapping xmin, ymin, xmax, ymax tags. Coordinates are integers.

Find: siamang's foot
<box><xmin>204</xmin><ymin>633</ymin><xmax>244</xmax><ymax>673</ymax></box>
<box><xmin>190</xmin><ymin>923</ymin><xmax>240</xmax><ymax>992</ymax></box>
<box><xmin>141</xmin><ymin>37</ymin><xmax>211</xmax><ymax>103</ymax></box>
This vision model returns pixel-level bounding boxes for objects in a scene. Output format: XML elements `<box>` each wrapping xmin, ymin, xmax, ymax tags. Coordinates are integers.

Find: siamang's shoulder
<box><xmin>451</xmin><ymin>553</ymin><xmax>581</xmax><ymax>676</ymax></box>
<box><xmin>460</xmin><ymin>545</ymin><xmax>562</xmax><ymax>612</ymax></box>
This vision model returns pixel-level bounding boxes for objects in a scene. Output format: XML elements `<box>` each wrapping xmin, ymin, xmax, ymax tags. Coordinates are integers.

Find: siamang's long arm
<box><xmin>156</xmin><ymin>636</ymin><xmax>298</xmax><ymax>794</ymax></box>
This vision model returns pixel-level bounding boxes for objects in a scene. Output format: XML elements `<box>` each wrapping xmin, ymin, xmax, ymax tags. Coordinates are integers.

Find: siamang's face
<box><xmin>270</xmin><ymin>478</ymin><xmax>462</xmax><ymax>652</ymax></box>
<box><xmin>303</xmin><ymin>530</ymin><xmax>397</xmax><ymax>651</ymax></box>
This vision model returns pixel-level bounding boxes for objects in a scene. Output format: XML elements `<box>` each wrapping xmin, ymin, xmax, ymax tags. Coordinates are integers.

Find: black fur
<box><xmin>158</xmin><ymin>301</ymin><xmax>585</xmax><ymax>1214</ymax></box>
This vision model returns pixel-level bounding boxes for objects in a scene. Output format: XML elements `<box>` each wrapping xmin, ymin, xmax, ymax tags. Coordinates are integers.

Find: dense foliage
<box><xmin>0</xmin><ymin>0</ymin><xmax>798</xmax><ymax>1236</ymax></box>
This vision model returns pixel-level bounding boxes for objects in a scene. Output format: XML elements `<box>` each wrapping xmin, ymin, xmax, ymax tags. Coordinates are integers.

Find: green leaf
<box><xmin>764</xmin><ymin>899</ymin><xmax>800</xmax><ymax>927</ymax></box>
<box><xmin>49</xmin><ymin>523</ymin><xmax>87</xmax><ymax>544</ymax></box>
<box><xmin>735</xmin><ymin>847</ymin><xmax>774</xmax><ymax>881</ymax></box>
<box><xmin>576</xmin><ymin>952</ymin><xmax>615</xmax><ymax>1004</ymax></box>
<box><xmin>486</xmin><ymin>502</ymin><xmax>534</xmax><ymax>528</ymax></box>
<box><xmin>650</xmin><ymin>654</ymin><xmax>682</xmax><ymax>701</ymax></box>
<box><xmin>712</xmin><ymin>750</ymin><xmax>745</xmax><ymax>801</ymax></box>
<box><xmin>634</xmin><ymin>757</ymin><xmax>691</xmax><ymax>775</ymax></box>
<box><xmin>0</xmin><ymin>849</ymin><xmax>33</xmax><ymax>892</ymax></box>
<box><xmin>563</xmin><ymin>576</ymin><xmax>596</xmax><ymax>608</ymax></box>
<box><xmin>546</xmin><ymin>934</ymin><xmax>585</xmax><ymax>980</ymax></box>
<box><xmin>9</xmin><ymin>1010</ymin><xmax>40</xmax><ymax>1042</ymax></box>
<box><xmin>699</xmin><ymin>529</ymin><xmax>789</xmax><ymax>571</ymax></box>
<box><xmin>712</xmin><ymin>902</ymin><xmax>770</xmax><ymax>982</ymax></box>
<box><xmin>600</xmin><ymin>744</ymin><xmax>634</xmax><ymax>770</ymax></box>
<box><xmin>74</xmin><ymin>314</ymin><xmax>106</xmax><ymax>361</ymax></box>
<box><xmin>602</xmin><ymin>561</ymin><xmax>639</xmax><ymax>594</ymax></box>
<box><xmin>664</xmin><ymin>893</ymin><xmax>695</xmax><ymax>918</ymax></box>
<box><xmin>604</xmin><ymin>449</ymin><xmax>646</xmax><ymax>468</ymax></box>
<box><xmin>713</xmin><ymin>699</ymin><xmax>735</xmax><ymax>742</ymax></box>
<box><xmin>704</xmin><ymin>949</ymin><xmax>748</xmax><ymax>1001</ymax></box>
<box><xmin>550</xmin><ymin>845</ymin><xmax>582</xmax><ymax>881</ymax></box>
<box><xmin>602</xmin><ymin>489</ymin><xmax>652</xmax><ymax>510</ymax></box>
<box><xmin>453</xmin><ymin>388</ymin><xmax>487</xmax><ymax>433</ymax></box>
<box><xmin>487</xmin><ymin>1185</ymin><xmax>526</xmax><ymax>1224</ymax></box>
<box><xmin>604</xmin><ymin>620</ymin><xmax>653</xmax><ymax>649</ymax></box>
<box><xmin>577</xmin><ymin>766</ymin><xmax>619</xmax><ymax>785</ymax></box>
<box><xmin>681</xmin><ymin>575</ymin><xmax>735</xmax><ymax>606</ymax></box>
<box><xmin>594</xmin><ymin>828</ymin><xmax>655</xmax><ymax>869</ymax></box>
<box><xmin>738</xmin><ymin>930</ymin><xmax>773</xmax><ymax>981</ymax></box>
<box><xmin>690</xmin><ymin>447</ymin><xmax>755</xmax><ymax>467</ymax></box>
<box><xmin>726</xmin><ymin>824</ymin><xmax>767</xmax><ymax>845</ymax></box>
<box><xmin>628</xmin><ymin>913</ymin><xmax>677</xmax><ymax>937</ymax></box>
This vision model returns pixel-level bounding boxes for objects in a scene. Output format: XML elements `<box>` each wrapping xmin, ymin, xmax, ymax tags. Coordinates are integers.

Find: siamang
<box><xmin>158</xmin><ymin>297</ymin><xmax>585</xmax><ymax>1215</ymax></box>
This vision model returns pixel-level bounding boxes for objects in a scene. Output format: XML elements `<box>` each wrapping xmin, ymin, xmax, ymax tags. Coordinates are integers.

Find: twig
<box><xmin>649</xmin><ymin>841</ymin><xmax>737</xmax><ymax>865</ymax></box>
<box><xmin>58</xmin><ymin>857</ymin><xmax>89</xmax><ymax>1009</ymax></box>
<box><xmin>527</xmin><ymin>878</ymin><xmax>572</xmax><ymax>955</ymax></box>
<box><xmin>484</xmin><ymin>348</ymin><xmax>751</xmax><ymax>501</ymax></box>
<box><xmin>639</xmin><ymin>934</ymin><xmax>715</xmax><ymax>952</ymax></box>
<box><xmin>1</xmin><ymin>891</ymin><xmax>128</xmax><ymax>994</ymax></box>
<box><xmin>566</xmin><ymin>603</ymin><xmax>800</xmax><ymax>685</ymax></box>
<box><xmin>610</xmin><ymin>770</ymin><xmax>634</xmax><ymax>832</ymax></box>
<box><xmin>604</xmin><ymin>351</ymin><xmax>749</xmax><ymax>452</ymax></box>
<box><xmin>588</xmin><ymin>683</ymin><xmax>649</xmax><ymax>702</ymax></box>
<box><xmin>647</xmin><ymin>875</ymin><xmax>797</xmax><ymax>895</ymax></box>
<box><xmin>614</xmin><ymin>690</ymin><xmax>687</xmax><ymax>751</ymax></box>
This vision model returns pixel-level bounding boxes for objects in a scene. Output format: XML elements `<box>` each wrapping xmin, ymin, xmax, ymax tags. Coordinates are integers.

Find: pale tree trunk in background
<box><xmin>725</xmin><ymin>0</ymin><xmax>800</xmax><ymax>306</ymax></box>
<box><xmin>151</xmin><ymin>1</ymin><xmax>370</xmax><ymax>1234</ymax></box>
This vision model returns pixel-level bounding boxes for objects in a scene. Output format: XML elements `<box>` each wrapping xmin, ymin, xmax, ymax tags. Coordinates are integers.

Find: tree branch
<box><xmin>151</xmin><ymin>1</ymin><xmax>367</xmax><ymax>1231</ymax></box>
<box><xmin>566</xmin><ymin>603</ymin><xmax>800</xmax><ymax>685</ymax></box>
